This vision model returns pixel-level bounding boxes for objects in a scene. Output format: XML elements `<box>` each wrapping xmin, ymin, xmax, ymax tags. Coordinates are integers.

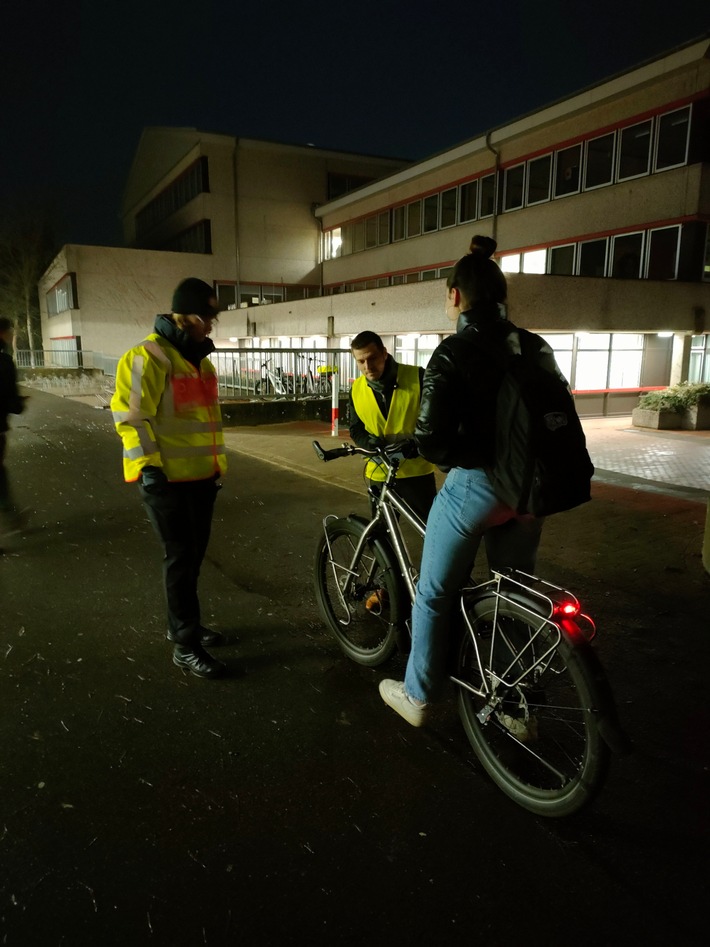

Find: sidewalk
<box><xmin>222</xmin><ymin>415</ymin><xmax>710</xmax><ymax>501</ymax></box>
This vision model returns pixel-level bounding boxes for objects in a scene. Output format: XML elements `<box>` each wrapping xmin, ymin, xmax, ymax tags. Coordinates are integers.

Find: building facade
<box><xmin>38</xmin><ymin>37</ymin><xmax>710</xmax><ymax>414</ymax></box>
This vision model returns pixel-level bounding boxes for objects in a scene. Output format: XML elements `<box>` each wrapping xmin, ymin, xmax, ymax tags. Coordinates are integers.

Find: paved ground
<box><xmin>221</xmin><ymin>414</ymin><xmax>710</xmax><ymax>504</ymax></box>
<box><xmin>1</xmin><ymin>392</ymin><xmax>708</xmax><ymax>945</ymax></box>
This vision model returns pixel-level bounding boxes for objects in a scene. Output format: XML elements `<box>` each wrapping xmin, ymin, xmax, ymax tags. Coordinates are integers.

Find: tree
<box><xmin>0</xmin><ymin>205</ymin><xmax>57</xmax><ymax>361</ymax></box>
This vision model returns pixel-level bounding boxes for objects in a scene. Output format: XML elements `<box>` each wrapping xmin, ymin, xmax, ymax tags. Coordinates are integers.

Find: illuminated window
<box><xmin>500</xmin><ymin>254</ymin><xmax>520</xmax><ymax>273</ymax></box>
<box><xmin>522</xmin><ymin>249</ymin><xmax>546</xmax><ymax>274</ymax></box>
<box><xmin>46</xmin><ymin>273</ymin><xmax>78</xmax><ymax>316</ymax></box>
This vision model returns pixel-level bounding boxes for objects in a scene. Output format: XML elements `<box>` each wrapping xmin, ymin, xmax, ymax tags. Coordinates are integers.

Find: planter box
<box><xmin>681</xmin><ymin>397</ymin><xmax>710</xmax><ymax>430</ymax></box>
<box><xmin>631</xmin><ymin>407</ymin><xmax>681</xmax><ymax>430</ymax></box>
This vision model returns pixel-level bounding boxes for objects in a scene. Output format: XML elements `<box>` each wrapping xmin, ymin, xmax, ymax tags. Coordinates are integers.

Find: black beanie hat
<box><xmin>171</xmin><ymin>278</ymin><xmax>220</xmax><ymax>317</ymax></box>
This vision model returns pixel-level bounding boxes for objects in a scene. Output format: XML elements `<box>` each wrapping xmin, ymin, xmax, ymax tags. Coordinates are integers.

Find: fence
<box><xmin>15</xmin><ymin>347</ymin><xmax>358</xmax><ymax>401</ymax></box>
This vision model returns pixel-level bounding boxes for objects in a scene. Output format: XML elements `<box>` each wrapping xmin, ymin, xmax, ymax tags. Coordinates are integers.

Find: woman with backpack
<box><xmin>378</xmin><ymin>241</ymin><xmax>570</xmax><ymax>728</ymax></box>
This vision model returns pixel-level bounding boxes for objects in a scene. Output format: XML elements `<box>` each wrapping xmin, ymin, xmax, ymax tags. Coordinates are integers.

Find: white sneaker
<box><xmin>379</xmin><ymin>679</ymin><xmax>428</xmax><ymax>728</ymax></box>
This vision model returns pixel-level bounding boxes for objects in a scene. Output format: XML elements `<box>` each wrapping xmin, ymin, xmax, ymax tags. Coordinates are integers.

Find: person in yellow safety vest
<box><xmin>111</xmin><ymin>278</ymin><xmax>228</xmax><ymax>680</ymax></box>
<box><xmin>349</xmin><ymin>330</ymin><xmax>437</xmax><ymax>524</ymax></box>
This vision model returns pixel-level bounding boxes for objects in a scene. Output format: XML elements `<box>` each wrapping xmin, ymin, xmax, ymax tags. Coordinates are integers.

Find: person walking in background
<box><xmin>348</xmin><ymin>330</ymin><xmax>437</xmax><ymax>523</ymax></box>
<box><xmin>111</xmin><ymin>279</ymin><xmax>228</xmax><ymax>679</ymax></box>
<box><xmin>0</xmin><ymin>317</ymin><xmax>28</xmax><ymax>540</ymax></box>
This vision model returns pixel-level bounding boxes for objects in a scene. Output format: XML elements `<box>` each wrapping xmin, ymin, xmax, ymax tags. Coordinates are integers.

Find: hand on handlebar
<box><xmin>384</xmin><ymin>439</ymin><xmax>418</xmax><ymax>461</ymax></box>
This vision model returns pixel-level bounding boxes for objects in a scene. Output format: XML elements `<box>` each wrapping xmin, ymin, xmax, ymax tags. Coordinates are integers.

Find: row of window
<box><xmin>323</xmin><ymin>101</ymin><xmax>702</xmax><ymax>260</ymax></box>
<box><xmin>161</xmin><ymin>219</ymin><xmax>212</xmax><ymax>255</ymax></box>
<box><xmin>215</xmin><ymin>282</ymin><xmax>318</xmax><ymax>309</ymax></box>
<box><xmin>689</xmin><ymin>335</ymin><xmax>710</xmax><ymax>383</ymax></box>
<box><xmin>46</xmin><ymin>273</ymin><xmax>78</xmax><ymax>317</ymax></box>
<box><xmin>136</xmin><ymin>157</ymin><xmax>210</xmax><ymax>239</ymax></box>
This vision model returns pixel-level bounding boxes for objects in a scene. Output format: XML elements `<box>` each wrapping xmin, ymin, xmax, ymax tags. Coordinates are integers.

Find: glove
<box><xmin>386</xmin><ymin>439</ymin><xmax>418</xmax><ymax>461</ymax></box>
<box><xmin>140</xmin><ymin>465</ymin><xmax>169</xmax><ymax>494</ymax></box>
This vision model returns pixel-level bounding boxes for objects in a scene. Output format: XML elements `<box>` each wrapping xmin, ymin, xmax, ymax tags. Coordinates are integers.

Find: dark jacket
<box><xmin>0</xmin><ymin>338</ymin><xmax>24</xmax><ymax>434</ymax></box>
<box><xmin>414</xmin><ymin>302</ymin><xmax>559</xmax><ymax>470</ymax></box>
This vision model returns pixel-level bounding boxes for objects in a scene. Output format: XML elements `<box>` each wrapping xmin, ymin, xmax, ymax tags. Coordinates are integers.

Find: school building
<box><xmin>38</xmin><ymin>34</ymin><xmax>710</xmax><ymax>414</ymax></box>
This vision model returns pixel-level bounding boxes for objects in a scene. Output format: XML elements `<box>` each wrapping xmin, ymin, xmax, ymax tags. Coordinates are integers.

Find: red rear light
<box><xmin>554</xmin><ymin>600</ymin><xmax>580</xmax><ymax>618</ymax></box>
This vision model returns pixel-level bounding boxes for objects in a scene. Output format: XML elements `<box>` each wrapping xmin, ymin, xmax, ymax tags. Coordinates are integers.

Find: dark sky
<box><xmin>2</xmin><ymin>0</ymin><xmax>708</xmax><ymax>248</ymax></box>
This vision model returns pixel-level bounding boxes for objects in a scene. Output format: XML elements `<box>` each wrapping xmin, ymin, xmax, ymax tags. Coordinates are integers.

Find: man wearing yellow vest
<box><xmin>111</xmin><ymin>278</ymin><xmax>228</xmax><ymax>679</ymax></box>
<box><xmin>349</xmin><ymin>330</ymin><xmax>436</xmax><ymax>522</ymax></box>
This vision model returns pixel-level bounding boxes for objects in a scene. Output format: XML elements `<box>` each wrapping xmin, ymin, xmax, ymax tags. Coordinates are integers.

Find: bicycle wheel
<box><xmin>454</xmin><ymin>594</ymin><xmax>610</xmax><ymax>817</ymax></box>
<box><xmin>314</xmin><ymin>517</ymin><xmax>404</xmax><ymax>666</ymax></box>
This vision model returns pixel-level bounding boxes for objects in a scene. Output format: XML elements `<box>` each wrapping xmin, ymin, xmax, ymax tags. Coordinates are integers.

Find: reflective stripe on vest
<box><xmin>351</xmin><ymin>364</ymin><xmax>435</xmax><ymax>481</ymax></box>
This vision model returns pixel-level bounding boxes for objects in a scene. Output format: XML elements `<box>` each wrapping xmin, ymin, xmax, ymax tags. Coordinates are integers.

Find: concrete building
<box><xmin>38</xmin><ymin>35</ymin><xmax>710</xmax><ymax>414</ymax></box>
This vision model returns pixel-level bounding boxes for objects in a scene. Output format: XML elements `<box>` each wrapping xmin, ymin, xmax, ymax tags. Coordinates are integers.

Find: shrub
<box><xmin>637</xmin><ymin>382</ymin><xmax>710</xmax><ymax>413</ymax></box>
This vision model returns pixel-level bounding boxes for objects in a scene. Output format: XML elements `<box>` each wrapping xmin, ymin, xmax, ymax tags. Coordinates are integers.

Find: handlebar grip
<box><xmin>312</xmin><ymin>440</ymin><xmax>351</xmax><ymax>462</ymax></box>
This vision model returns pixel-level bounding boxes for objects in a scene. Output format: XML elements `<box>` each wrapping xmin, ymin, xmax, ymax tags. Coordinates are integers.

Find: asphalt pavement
<box><xmin>0</xmin><ymin>390</ymin><xmax>708</xmax><ymax>946</ymax></box>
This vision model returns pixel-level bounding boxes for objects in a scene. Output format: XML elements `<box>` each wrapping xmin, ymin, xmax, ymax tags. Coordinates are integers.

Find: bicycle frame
<box><xmin>315</xmin><ymin>439</ymin><xmax>596</xmax><ymax>701</ymax></box>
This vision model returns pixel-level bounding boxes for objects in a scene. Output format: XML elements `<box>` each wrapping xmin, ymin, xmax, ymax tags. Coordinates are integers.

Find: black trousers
<box><xmin>367</xmin><ymin>472</ymin><xmax>437</xmax><ymax>524</ymax></box>
<box><xmin>0</xmin><ymin>432</ymin><xmax>13</xmax><ymax>513</ymax></box>
<box><xmin>140</xmin><ymin>478</ymin><xmax>219</xmax><ymax>646</ymax></box>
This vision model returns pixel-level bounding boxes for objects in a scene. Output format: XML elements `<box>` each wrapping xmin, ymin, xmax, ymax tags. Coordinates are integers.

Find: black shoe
<box><xmin>172</xmin><ymin>644</ymin><xmax>226</xmax><ymax>679</ymax></box>
<box><xmin>167</xmin><ymin>627</ymin><xmax>225</xmax><ymax>647</ymax></box>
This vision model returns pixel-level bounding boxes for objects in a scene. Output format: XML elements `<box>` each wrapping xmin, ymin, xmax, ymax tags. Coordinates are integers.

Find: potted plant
<box><xmin>632</xmin><ymin>382</ymin><xmax>710</xmax><ymax>430</ymax></box>
<box><xmin>632</xmin><ymin>388</ymin><xmax>683</xmax><ymax>429</ymax></box>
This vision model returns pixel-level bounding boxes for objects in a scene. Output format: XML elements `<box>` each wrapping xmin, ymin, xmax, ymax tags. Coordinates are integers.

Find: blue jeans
<box><xmin>404</xmin><ymin>467</ymin><xmax>543</xmax><ymax>702</ymax></box>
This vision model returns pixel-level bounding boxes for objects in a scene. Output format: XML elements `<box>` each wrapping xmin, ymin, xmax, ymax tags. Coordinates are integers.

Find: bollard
<box><xmin>704</xmin><ymin>498</ymin><xmax>710</xmax><ymax>576</ymax></box>
<box><xmin>331</xmin><ymin>370</ymin><xmax>339</xmax><ymax>437</ymax></box>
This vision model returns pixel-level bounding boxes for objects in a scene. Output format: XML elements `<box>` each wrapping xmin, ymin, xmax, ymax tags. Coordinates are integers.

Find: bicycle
<box><xmin>296</xmin><ymin>354</ymin><xmax>332</xmax><ymax>397</ymax></box>
<box><xmin>254</xmin><ymin>359</ymin><xmax>293</xmax><ymax>397</ymax></box>
<box><xmin>312</xmin><ymin>439</ymin><xmax>629</xmax><ymax>818</ymax></box>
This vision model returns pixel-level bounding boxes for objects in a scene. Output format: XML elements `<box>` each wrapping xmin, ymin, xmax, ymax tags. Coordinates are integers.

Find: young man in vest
<box><xmin>111</xmin><ymin>279</ymin><xmax>228</xmax><ymax>679</ymax></box>
<box><xmin>349</xmin><ymin>331</ymin><xmax>436</xmax><ymax>523</ymax></box>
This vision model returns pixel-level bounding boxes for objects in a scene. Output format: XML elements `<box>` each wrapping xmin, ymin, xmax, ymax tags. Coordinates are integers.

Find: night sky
<box><xmin>2</xmin><ymin>0</ymin><xmax>708</xmax><ymax>248</ymax></box>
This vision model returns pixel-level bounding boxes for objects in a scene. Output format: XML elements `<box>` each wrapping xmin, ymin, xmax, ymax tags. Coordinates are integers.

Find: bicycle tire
<box><xmin>455</xmin><ymin>593</ymin><xmax>610</xmax><ymax>817</ymax></box>
<box><xmin>314</xmin><ymin>517</ymin><xmax>404</xmax><ymax>666</ymax></box>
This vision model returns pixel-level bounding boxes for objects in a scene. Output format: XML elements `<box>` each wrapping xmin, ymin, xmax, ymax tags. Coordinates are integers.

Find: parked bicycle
<box><xmin>296</xmin><ymin>354</ymin><xmax>332</xmax><ymax>397</ymax></box>
<box><xmin>312</xmin><ymin>439</ymin><xmax>629</xmax><ymax>817</ymax></box>
<box><xmin>254</xmin><ymin>359</ymin><xmax>293</xmax><ymax>397</ymax></box>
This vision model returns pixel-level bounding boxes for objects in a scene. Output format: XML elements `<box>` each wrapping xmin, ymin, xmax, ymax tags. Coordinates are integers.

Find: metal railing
<box><xmin>15</xmin><ymin>347</ymin><xmax>357</xmax><ymax>400</ymax></box>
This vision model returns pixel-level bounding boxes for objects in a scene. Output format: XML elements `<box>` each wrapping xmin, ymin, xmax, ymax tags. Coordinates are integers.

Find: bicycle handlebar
<box><xmin>312</xmin><ymin>439</ymin><xmax>415</xmax><ymax>464</ymax></box>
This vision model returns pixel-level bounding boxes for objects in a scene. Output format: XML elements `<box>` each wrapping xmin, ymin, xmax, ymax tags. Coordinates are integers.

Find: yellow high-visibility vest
<box><xmin>111</xmin><ymin>334</ymin><xmax>227</xmax><ymax>483</ymax></box>
<box><xmin>351</xmin><ymin>363</ymin><xmax>435</xmax><ymax>482</ymax></box>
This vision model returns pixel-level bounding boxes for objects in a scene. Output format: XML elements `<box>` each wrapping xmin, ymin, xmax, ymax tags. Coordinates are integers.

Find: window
<box><xmin>440</xmin><ymin>187</ymin><xmax>457</xmax><ymax>228</ymax></box>
<box><xmin>421</xmin><ymin>269</ymin><xmax>437</xmax><ymax>280</ymax></box>
<box><xmin>522</xmin><ymin>249</ymin><xmax>546</xmax><ymax>274</ymax></box>
<box><xmin>584</xmin><ymin>133</ymin><xmax>615</xmax><ymax>189</ymax></box>
<box><xmin>549</xmin><ymin>245</ymin><xmax>575</xmax><ymax>276</ymax></box>
<box><xmin>554</xmin><ymin>145</ymin><xmax>581</xmax><ymax>197</ymax></box>
<box><xmin>325</xmin><ymin>227</ymin><xmax>342</xmax><ymax>260</ymax></box>
<box><xmin>378</xmin><ymin>211</ymin><xmax>390</xmax><ymax>245</ymax></box>
<box><xmin>459</xmin><ymin>180</ymin><xmax>478</xmax><ymax>223</ymax></box>
<box><xmin>689</xmin><ymin>335</ymin><xmax>710</xmax><ymax>383</ymax></box>
<box><xmin>578</xmin><ymin>239</ymin><xmax>608</xmax><ymax>277</ymax></box>
<box><xmin>365</xmin><ymin>216</ymin><xmax>378</xmax><ymax>249</ymax></box>
<box><xmin>352</xmin><ymin>220</ymin><xmax>365</xmax><ymax>253</ymax></box>
<box><xmin>46</xmin><ymin>273</ymin><xmax>78</xmax><ymax>316</ymax></box>
<box><xmin>575</xmin><ymin>333</ymin><xmax>611</xmax><ymax>390</ymax></box>
<box><xmin>423</xmin><ymin>194</ymin><xmax>439</xmax><ymax>233</ymax></box>
<box><xmin>647</xmin><ymin>226</ymin><xmax>679</xmax><ymax>280</ymax></box>
<box><xmin>162</xmin><ymin>220</ymin><xmax>212</xmax><ymax>254</ymax></box>
<box><xmin>405</xmin><ymin>272</ymin><xmax>420</xmax><ymax>283</ymax></box>
<box><xmin>392</xmin><ymin>206</ymin><xmax>405</xmax><ymax>241</ymax></box>
<box><xmin>407</xmin><ymin>200</ymin><xmax>422</xmax><ymax>237</ymax></box>
<box><xmin>608</xmin><ymin>334</ymin><xmax>643</xmax><ymax>388</ymax></box>
<box><xmin>479</xmin><ymin>174</ymin><xmax>496</xmax><ymax>217</ymax></box>
<box><xmin>527</xmin><ymin>155</ymin><xmax>551</xmax><ymax>204</ymax></box>
<box><xmin>216</xmin><ymin>283</ymin><xmax>236</xmax><ymax>308</ymax></box>
<box><xmin>135</xmin><ymin>157</ymin><xmax>209</xmax><ymax>239</ymax></box>
<box><xmin>341</xmin><ymin>224</ymin><xmax>352</xmax><ymax>256</ymax></box>
<box><xmin>540</xmin><ymin>333</ymin><xmax>573</xmax><ymax>384</ymax></box>
<box><xmin>500</xmin><ymin>254</ymin><xmax>520</xmax><ymax>273</ymax></box>
<box><xmin>611</xmin><ymin>232</ymin><xmax>643</xmax><ymax>279</ymax></box>
<box><xmin>391</xmin><ymin>274</ymin><xmax>404</xmax><ymax>285</ymax></box>
<box><xmin>503</xmin><ymin>163</ymin><xmax>525</xmax><ymax>211</ymax></box>
<box><xmin>618</xmin><ymin>120</ymin><xmax>652</xmax><ymax>180</ymax></box>
<box><xmin>438</xmin><ymin>266</ymin><xmax>454</xmax><ymax>279</ymax></box>
<box><xmin>655</xmin><ymin>106</ymin><xmax>690</xmax><ymax>171</ymax></box>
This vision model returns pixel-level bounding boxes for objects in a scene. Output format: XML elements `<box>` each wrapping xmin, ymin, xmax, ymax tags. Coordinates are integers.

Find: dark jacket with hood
<box><xmin>414</xmin><ymin>302</ymin><xmax>561</xmax><ymax>470</ymax></box>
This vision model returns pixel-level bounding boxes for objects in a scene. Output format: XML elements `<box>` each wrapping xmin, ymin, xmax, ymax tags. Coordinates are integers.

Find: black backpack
<box><xmin>485</xmin><ymin>327</ymin><xmax>594</xmax><ymax>517</ymax></box>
